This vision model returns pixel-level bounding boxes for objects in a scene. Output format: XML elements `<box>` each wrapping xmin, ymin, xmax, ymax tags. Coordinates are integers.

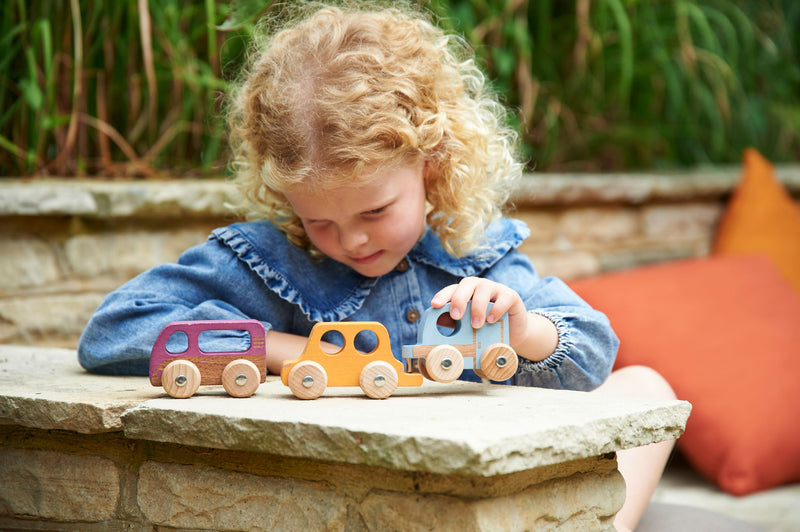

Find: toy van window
<box><xmin>320</xmin><ymin>330</ymin><xmax>345</xmax><ymax>355</ymax></box>
<box><xmin>435</xmin><ymin>313</ymin><xmax>461</xmax><ymax>338</ymax></box>
<box><xmin>354</xmin><ymin>328</ymin><xmax>379</xmax><ymax>355</ymax></box>
<box><xmin>198</xmin><ymin>329</ymin><xmax>251</xmax><ymax>353</ymax></box>
<box><xmin>165</xmin><ymin>331</ymin><xmax>189</xmax><ymax>354</ymax></box>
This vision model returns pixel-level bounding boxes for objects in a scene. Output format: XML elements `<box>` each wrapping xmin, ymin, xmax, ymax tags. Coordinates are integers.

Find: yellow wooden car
<box><xmin>281</xmin><ymin>321</ymin><xmax>423</xmax><ymax>399</ymax></box>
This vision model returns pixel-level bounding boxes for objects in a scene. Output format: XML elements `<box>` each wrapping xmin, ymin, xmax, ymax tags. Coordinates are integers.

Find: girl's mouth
<box><xmin>350</xmin><ymin>251</ymin><xmax>383</xmax><ymax>265</ymax></box>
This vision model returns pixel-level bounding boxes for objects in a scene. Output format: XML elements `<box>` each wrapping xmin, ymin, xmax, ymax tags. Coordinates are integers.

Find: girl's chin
<box><xmin>349</xmin><ymin>253</ymin><xmax>400</xmax><ymax>277</ymax></box>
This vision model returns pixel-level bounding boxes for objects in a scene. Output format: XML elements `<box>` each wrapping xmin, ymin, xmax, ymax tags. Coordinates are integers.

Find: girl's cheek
<box><xmin>307</xmin><ymin>226</ymin><xmax>334</xmax><ymax>252</ymax></box>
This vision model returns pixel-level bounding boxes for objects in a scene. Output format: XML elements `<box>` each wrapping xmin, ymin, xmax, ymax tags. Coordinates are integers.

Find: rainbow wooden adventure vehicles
<box><xmin>150</xmin><ymin>303</ymin><xmax>519</xmax><ymax>399</ymax></box>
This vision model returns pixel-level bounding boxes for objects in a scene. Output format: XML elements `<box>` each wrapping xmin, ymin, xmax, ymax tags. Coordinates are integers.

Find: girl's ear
<box><xmin>422</xmin><ymin>160</ymin><xmax>436</xmax><ymax>206</ymax></box>
<box><xmin>422</xmin><ymin>159</ymin><xmax>434</xmax><ymax>183</ymax></box>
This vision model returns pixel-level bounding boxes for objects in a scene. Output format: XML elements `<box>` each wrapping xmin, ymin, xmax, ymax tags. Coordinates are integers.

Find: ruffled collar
<box><xmin>211</xmin><ymin>218</ymin><xmax>529</xmax><ymax>322</ymax></box>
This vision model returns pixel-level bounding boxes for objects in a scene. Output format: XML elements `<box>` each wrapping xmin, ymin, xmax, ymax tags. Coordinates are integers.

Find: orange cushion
<box><xmin>714</xmin><ymin>148</ymin><xmax>800</xmax><ymax>293</ymax></box>
<box><xmin>569</xmin><ymin>255</ymin><xmax>800</xmax><ymax>495</ymax></box>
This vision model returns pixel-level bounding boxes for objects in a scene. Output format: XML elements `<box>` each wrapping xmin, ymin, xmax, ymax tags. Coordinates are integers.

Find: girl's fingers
<box><xmin>430</xmin><ymin>278</ymin><xmax>477</xmax><ymax>319</ymax></box>
<box><xmin>431</xmin><ymin>278</ymin><xmax>522</xmax><ymax>330</ymax></box>
<box><xmin>469</xmin><ymin>281</ymin><xmax>498</xmax><ymax>328</ymax></box>
<box><xmin>486</xmin><ymin>290</ymin><xmax>516</xmax><ymax>323</ymax></box>
<box><xmin>447</xmin><ymin>277</ymin><xmax>481</xmax><ymax>321</ymax></box>
<box><xmin>430</xmin><ymin>285</ymin><xmax>458</xmax><ymax>308</ymax></box>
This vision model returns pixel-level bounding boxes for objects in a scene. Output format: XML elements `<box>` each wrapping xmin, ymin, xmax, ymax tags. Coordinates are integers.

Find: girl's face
<box><xmin>285</xmin><ymin>162</ymin><xmax>428</xmax><ymax>277</ymax></box>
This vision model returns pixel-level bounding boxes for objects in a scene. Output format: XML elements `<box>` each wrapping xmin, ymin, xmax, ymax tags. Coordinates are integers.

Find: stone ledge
<box><xmin>0</xmin><ymin>345</ymin><xmax>691</xmax><ymax>477</ymax></box>
<box><xmin>514</xmin><ymin>167</ymin><xmax>800</xmax><ymax>206</ymax></box>
<box><xmin>0</xmin><ymin>346</ymin><xmax>149</xmax><ymax>433</ymax></box>
<box><xmin>0</xmin><ymin>178</ymin><xmax>241</xmax><ymax>217</ymax></box>
<box><xmin>2</xmin><ymin>167</ymin><xmax>799</xmax><ymax>217</ymax></box>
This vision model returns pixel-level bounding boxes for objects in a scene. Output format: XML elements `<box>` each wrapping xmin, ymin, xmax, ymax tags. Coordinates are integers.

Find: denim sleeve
<box><xmin>77</xmin><ymin>238</ymin><xmax>278</xmax><ymax>376</ymax></box>
<box><xmin>485</xmin><ymin>250</ymin><xmax>618</xmax><ymax>391</ymax></box>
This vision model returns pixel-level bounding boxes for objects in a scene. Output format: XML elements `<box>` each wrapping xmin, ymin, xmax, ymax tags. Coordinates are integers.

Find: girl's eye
<box><xmin>306</xmin><ymin>219</ymin><xmax>330</xmax><ymax>228</ymax></box>
<box><xmin>363</xmin><ymin>206</ymin><xmax>386</xmax><ymax>217</ymax></box>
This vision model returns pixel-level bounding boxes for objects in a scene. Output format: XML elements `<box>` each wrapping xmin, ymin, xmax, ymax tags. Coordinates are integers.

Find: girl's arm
<box><xmin>264</xmin><ymin>331</ymin><xmax>313</xmax><ymax>374</ymax></box>
<box><xmin>431</xmin><ymin>251</ymin><xmax>618</xmax><ymax>391</ymax></box>
<box><xmin>78</xmin><ymin>239</ymin><xmax>287</xmax><ymax>375</ymax></box>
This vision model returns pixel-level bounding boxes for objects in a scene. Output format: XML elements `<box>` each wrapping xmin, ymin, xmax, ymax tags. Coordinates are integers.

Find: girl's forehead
<box><xmin>286</xmin><ymin>173</ymin><xmax>380</xmax><ymax>199</ymax></box>
<box><xmin>292</xmin><ymin>158</ymin><xmax>423</xmax><ymax>193</ymax></box>
<box><xmin>285</xmin><ymin>182</ymin><xmax>384</xmax><ymax>220</ymax></box>
<box><xmin>285</xmin><ymin>162</ymin><xmax>425</xmax><ymax>213</ymax></box>
<box><xmin>288</xmin><ymin>174</ymin><xmax>389</xmax><ymax>203</ymax></box>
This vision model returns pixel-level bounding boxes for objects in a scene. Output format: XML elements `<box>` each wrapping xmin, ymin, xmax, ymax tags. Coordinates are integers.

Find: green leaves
<box><xmin>1</xmin><ymin>0</ymin><xmax>797</xmax><ymax>176</ymax></box>
<box><xmin>0</xmin><ymin>0</ymin><xmax>258</xmax><ymax>177</ymax></box>
<box><xmin>433</xmin><ymin>0</ymin><xmax>800</xmax><ymax>170</ymax></box>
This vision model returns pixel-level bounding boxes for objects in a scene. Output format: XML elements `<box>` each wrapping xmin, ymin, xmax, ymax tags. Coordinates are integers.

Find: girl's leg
<box><xmin>594</xmin><ymin>366</ymin><xmax>678</xmax><ymax>532</ymax></box>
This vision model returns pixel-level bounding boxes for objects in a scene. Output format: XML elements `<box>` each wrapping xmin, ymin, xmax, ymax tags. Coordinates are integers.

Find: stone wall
<box><xmin>2</xmin><ymin>169</ymin><xmax>799</xmax><ymax>347</ymax></box>
<box><xmin>0</xmin><ymin>345</ymin><xmax>691</xmax><ymax>531</ymax></box>
<box><xmin>0</xmin><ymin>421</ymin><xmax>625</xmax><ymax>531</ymax></box>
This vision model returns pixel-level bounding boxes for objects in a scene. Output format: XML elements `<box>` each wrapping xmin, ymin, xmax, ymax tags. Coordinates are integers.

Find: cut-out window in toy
<box><xmin>165</xmin><ymin>330</ymin><xmax>189</xmax><ymax>353</ymax></box>
<box><xmin>354</xmin><ymin>328</ymin><xmax>379</xmax><ymax>355</ymax></box>
<box><xmin>435</xmin><ymin>312</ymin><xmax>461</xmax><ymax>338</ymax></box>
<box><xmin>198</xmin><ymin>329</ymin><xmax>251</xmax><ymax>353</ymax></box>
<box><xmin>319</xmin><ymin>330</ymin><xmax>345</xmax><ymax>354</ymax></box>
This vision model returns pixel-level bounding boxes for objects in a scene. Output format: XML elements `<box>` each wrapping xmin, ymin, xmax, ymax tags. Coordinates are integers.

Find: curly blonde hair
<box><xmin>227</xmin><ymin>1</ymin><xmax>522</xmax><ymax>257</ymax></box>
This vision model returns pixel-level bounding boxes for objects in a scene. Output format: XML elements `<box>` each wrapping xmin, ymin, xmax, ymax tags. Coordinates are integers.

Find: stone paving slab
<box><xmin>124</xmin><ymin>382</ymin><xmax>689</xmax><ymax>477</ymax></box>
<box><xmin>0</xmin><ymin>344</ymin><xmax>690</xmax><ymax>477</ymax></box>
<box><xmin>0</xmin><ymin>345</ymin><xmax>155</xmax><ymax>433</ymax></box>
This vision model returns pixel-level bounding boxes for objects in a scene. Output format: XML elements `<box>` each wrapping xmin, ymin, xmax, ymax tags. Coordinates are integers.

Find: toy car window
<box><xmin>319</xmin><ymin>330</ymin><xmax>345</xmax><ymax>355</ymax></box>
<box><xmin>435</xmin><ymin>313</ymin><xmax>461</xmax><ymax>338</ymax></box>
<box><xmin>198</xmin><ymin>329</ymin><xmax>251</xmax><ymax>353</ymax></box>
<box><xmin>354</xmin><ymin>329</ymin><xmax>379</xmax><ymax>355</ymax></box>
<box><xmin>165</xmin><ymin>330</ymin><xmax>189</xmax><ymax>354</ymax></box>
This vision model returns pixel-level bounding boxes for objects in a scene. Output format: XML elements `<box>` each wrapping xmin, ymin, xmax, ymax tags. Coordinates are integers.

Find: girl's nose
<box><xmin>339</xmin><ymin>226</ymin><xmax>368</xmax><ymax>252</ymax></box>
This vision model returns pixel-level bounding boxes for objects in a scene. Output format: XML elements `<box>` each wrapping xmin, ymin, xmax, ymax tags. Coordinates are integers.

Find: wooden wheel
<box><xmin>359</xmin><ymin>361</ymin><xmax>399</xmax><ymax>399</ymax></box>
<box><xmin>287</xmin><ymin>361</ymin><xmax>328</xmax><ymax>400</ymax></box>
<box><xmin>473</xmin><ymin>367</ymin><xmax>489</xmax><ymax>380</ymax></box>
<box><xmin>417</xmin><ymin>358</ymin><xmax>433</xmax><ymax>380</ymax></box>
<box><xmin>423</xmin><ymin>345</ymin><xmax>464</xmax><ymax>383</ymax></box>
<box><xmin>479</xmin><ymin>343</ymin><xmax>518</xmax><ymax>381</ymax></box>
<box><xmin>162</xmin><ymin>360</ymin><xmax>201</xmax><ymax>398</ymax></box>
<box><xmin>222</xmin><ymin>359</ymin><xmax>261</xmax><ymax>398</ymax></box>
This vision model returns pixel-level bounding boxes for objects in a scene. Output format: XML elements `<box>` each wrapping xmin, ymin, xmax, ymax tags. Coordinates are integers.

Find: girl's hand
<box><xmin>430</xmin><ymin>277</ymin><xmax>558</xmax><ymax>362</ymax></box>
<box><xmin>431</xmin><ymin>277</ymin><xmax>524</xmax><ymax>330</ymax></box>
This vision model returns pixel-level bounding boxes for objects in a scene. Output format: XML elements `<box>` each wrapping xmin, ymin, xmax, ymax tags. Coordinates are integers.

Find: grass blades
<box><xmin>0</xmin><ymin>0</ymin><xmax>256</xmax><ymax>177</ymax></box>
<box><xmin>431</xmin><ymin>0</ymin><xmax>800</xmax><ymax>170</ymax></box>
<box><xmin>1</xmin><ymin>0</ymin><xmax>798</xmax><ymax>176</ymax></box>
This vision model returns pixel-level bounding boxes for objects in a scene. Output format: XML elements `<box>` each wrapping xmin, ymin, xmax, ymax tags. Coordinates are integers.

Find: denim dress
<box><xmin>77</xmin><ymin>217</ymin><xmax>618</xmax><ymax>390</ymax></box>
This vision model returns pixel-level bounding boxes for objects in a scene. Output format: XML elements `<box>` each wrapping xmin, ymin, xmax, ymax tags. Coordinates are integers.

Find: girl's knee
<box><xmin>596</xmin><ymin>365</ymin><xmax>677</xmax><ymax>400</ymax></box>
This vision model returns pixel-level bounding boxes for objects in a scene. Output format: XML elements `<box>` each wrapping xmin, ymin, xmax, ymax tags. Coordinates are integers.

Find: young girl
<box><xmin>78</xmin><ymin>3</ymin><xmax>675</xmax><ymax>529</ymax></box>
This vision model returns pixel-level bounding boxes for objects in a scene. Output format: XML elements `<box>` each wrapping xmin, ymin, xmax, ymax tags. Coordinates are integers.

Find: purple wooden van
<box><xmin>149</xmin><ymin>320</ymin><xmax>267</xmax><ymax>398</ymax></box>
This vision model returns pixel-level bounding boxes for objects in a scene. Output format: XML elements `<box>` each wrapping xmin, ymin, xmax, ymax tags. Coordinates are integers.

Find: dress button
<box><xmin>405</xmin><ymin>309</ymin><xmax>420</xmax><ymax>323</ymax></box>
<box><xmin>395</xmin><ymin>260</ymin><xmax>409</xmax><ymax>273</ymax></box>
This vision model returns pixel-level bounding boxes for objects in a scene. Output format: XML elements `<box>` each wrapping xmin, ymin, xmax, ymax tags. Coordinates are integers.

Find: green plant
<box><xmin>0</xmin><ymin>0</ymin><xmax>255</xmax><ymax>177</ymax></box>
<box><xmin>1</xmin><ymin>0</ymin><xmax>798</xmax><ymax>177</ymax></box>
<box><xmin>430</xmin><ymin>0</ymin><xmax>800</xmax><ymax>170</ymax></box>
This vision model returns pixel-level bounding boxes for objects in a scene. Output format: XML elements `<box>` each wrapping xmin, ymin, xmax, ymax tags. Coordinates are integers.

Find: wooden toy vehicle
<box><xmin>281</xmin><ymin>321</ymin><xmax>423</xmax><ymax>399</ymax></box>
<box><xmin>150</xmin><ymin>320</ymin><xmax>267</xmax><ymax>398</ymax></box>
<box><xmin>402</xmin><ymin>303</ymin><xmax>518</xmax><ymax>383</ymax></box>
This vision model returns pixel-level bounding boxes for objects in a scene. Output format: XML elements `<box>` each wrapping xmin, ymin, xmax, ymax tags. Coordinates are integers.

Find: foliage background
<box><xmin>2</xmin><ymin>0</ymin><xmax>798</xmax><ymax>177</ymax></box>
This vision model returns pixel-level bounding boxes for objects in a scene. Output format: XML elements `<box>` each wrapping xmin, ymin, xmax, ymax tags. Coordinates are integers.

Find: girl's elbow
<box><xmin>77</xmin><ymin>318</ymin><xmax>150</xmax><ymax>376</ymax></box>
